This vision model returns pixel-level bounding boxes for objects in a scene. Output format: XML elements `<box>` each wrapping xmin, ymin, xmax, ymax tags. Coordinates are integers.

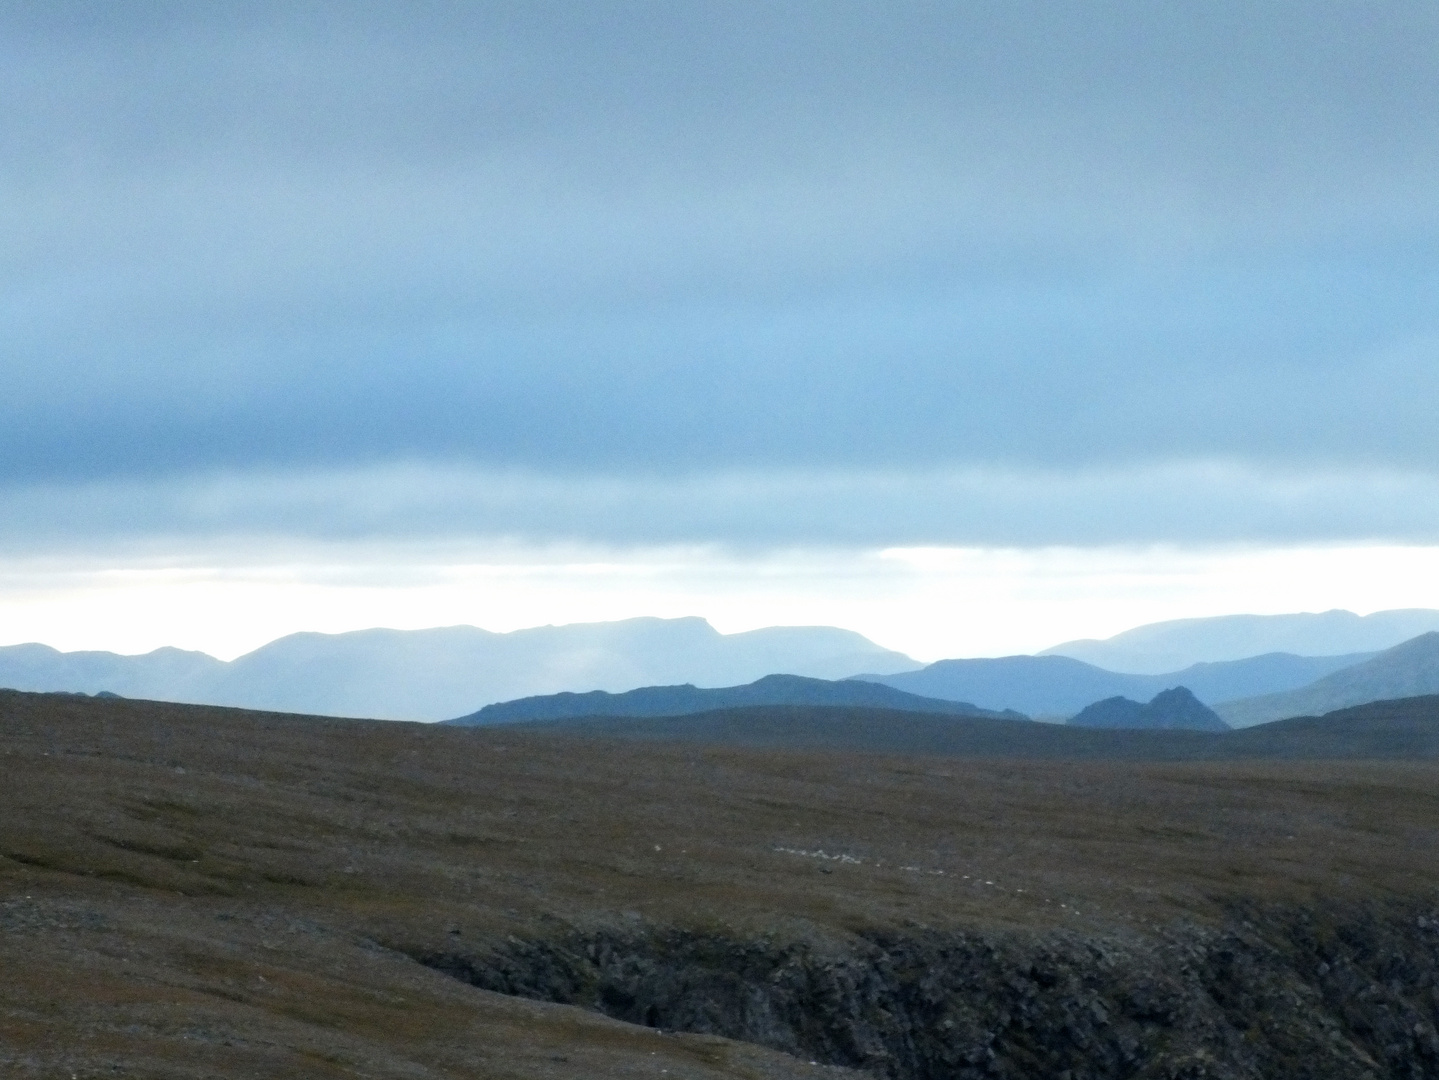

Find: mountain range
<box><xmin>1213</xmin><ymin>632</ymin><xmax>1439</xmax><ymax>727</ymax></box>
<box><xmin>0</xmin><ymin>618</ymin><xmax>918</xmax><ymax>722</ymax></box>
<box><xmin>866</xmin><ymin>632</ymin><xmax>1439</xmax><ymax>727</ymax></box>
<box><xmin>856</xmin><ymin>651</ymin><xmax>1370</xmax><ymax>718</ymax></box>
<box><xmin>1043</xmin><ymin>608</ymin><xmax>1439</xmax><ymax>673</ymax></box>
<box><xmin>453</xmin><ymin>635</ymin><xmax>1439</xmax><ymax>731</ymax></box>
<box><xmin>5</xmin><ymin>608</ymin><xmax>1439</xmax><ymax>726</ymax></box>
<box><xmin>445</xmin><ymin>672</ymin><xmax>1024</xmax><ymax>726</ymax></box>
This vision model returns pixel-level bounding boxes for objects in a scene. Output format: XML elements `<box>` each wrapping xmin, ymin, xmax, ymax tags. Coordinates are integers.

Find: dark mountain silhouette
<box><xmin>501</xmin><ymin>694</ymin><xmax>1439</xmax><ymax>761</ymax></box>
<box><xmin>857</xmin><ymin>651</ymin><xmax>1370</xmax><ymax>716</ymax></box>
<box><xmin>1068</xmin><ymin>695</ymin><xmax>1147</xmax><ymax>728</ymax></box>
<box><xmin>445</xmin><ymin>672</ymin><xmax>1025</xmax><ymax>726</ymax></box>
<box><xmin>1069</xmin><ymin>686</ymin><xmax>1228</xmax><ymax>731</ymax></box>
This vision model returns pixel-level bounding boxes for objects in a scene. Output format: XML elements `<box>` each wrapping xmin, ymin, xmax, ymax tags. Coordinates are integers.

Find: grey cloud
<box><xmin>3</xmin><ymin>462</ymin><xmax>1439</xmax><ymax>554</ymax></box>
<box><xmin>1</xmin><ymin>1</ymin><xmax>1438</xmax><ymax>534</ymax></box>
<box><xmin>3</xmin><ymin>263</ymin><xmax>1436</xmax><ymax>481</ymax></box>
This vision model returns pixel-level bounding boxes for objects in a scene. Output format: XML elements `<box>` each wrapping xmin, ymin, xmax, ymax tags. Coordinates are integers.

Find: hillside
<box><xmin>1216</xmin><ymin>631</ymin><xmax>1439</xmax><ymax>727</ymax></box>
<box><xmin>0</xmin><ymin>617</ymin><xmax>919</xmax><ymax>721</ymax></box>
<box><xmin>447</xmin><ymin>672</ymin><xmax>1023</xmax><ymax>726</ymax></box>
<box><xmin>859</xmin><ymin>650</ymin><xmax>1369</xmax><ymax>715</ymax></box>
<box><xmin>5</xmin><ymin>688</ymin><xmax>1439</xmax><ymax>1079</ymax></box>
<box><xmin>1041</xmin><ymin>608</ymin><xmax>1439</xmax><ymax>672</ymax></box>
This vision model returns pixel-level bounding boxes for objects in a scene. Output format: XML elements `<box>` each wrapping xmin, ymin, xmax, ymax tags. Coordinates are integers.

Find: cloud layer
<box><xmin>3</xmin><ymin>2</ymin><xmax>1438</xmax><ymax>545</ymax></box>
<box><xmin>5</xmin><ymin>462</ymin><xmax>1439</xmax><ymax>555</ymax></box>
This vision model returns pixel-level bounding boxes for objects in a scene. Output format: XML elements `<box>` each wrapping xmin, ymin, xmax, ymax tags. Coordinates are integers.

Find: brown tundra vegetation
<box><xmin>4</xmin><ymin>689</ymin><xmax>1439</xmax><ymax>1079</ymax></box>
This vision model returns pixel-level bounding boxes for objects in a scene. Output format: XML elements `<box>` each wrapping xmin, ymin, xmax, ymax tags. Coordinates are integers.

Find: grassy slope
<box><xmin>4</xmin><ymin>689</ymin><xmax>1439</xmax><ymax>1076</ymax></box>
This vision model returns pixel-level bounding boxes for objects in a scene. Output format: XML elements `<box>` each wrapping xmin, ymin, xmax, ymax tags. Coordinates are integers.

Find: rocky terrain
<box><xmin>4</xmin><ymin>688</ymin><xmax>1439</xmax><ymax>1078</ymax></box>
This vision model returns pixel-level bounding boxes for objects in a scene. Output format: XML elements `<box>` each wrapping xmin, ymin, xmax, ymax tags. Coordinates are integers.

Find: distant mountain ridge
<box><xmin>446</xmin><ymin>673</ymin><xmax>1025</xmax><ymax>727</ymax></box>
<box><xmin>1042</xmin><ymin>608</ymin><xmax>1439</xmax><ymax>673</ymax></box>
<box><xmin>0</xmin><ymin>618</ymin><xmax>920</xmax><ymax>722</ymax></box>
<box><xmin>1215</xmin><ymin>632</ymin><xmax>1439</xmax><ymax>727</ymax></box>
<box><xmin>1068</xmin><ymin>687</ymin><xmax>1228</xmax><ymax>731</ymax></box>
<box><xmin>495</xmin><ymin>695</ymin><xmax>1439</xmax><ymax>762</ymax></box>
<box><xmin>10</xmin><ymin>612</ymin><xmax>1436</xmax><ymax>729</ymax></box>
<box><xmin>0</xmin><ymin>643</ymin><xmax>226</xmax><ymax>701</ymax></box>
<box><xmin>856</xmin><ymin>651</ymin><xmax>1370</xmax><ymax>717</ymax></box>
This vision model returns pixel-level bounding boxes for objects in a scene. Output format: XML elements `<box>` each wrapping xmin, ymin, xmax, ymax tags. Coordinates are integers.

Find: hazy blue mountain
<box><xmin>1041</xmin><ymin>609</ymin><xmax>1439</xmax><ymax>673</ymax></box>
<box><xmin>1069</xmin><ymin>687</ymin><xmax>1228</xmax><ymax>731</ymax></box>
<box><xmin>858</xmin><ymin>655</ymin><xmax>1143</xmax><ymax>716</ymax></box>
<box><xmin>856</xmin><ymin>651</ymin><xmax>1370</xmax><ymax>717</ymax></box>
<box><xmin>0</xmin><ymin>617</ymin><xmax>919</xmax><ymax>721</ymax></box>
<box><xmin>1215</xmin><ymin>632</ymin><xmax>1439</xmax><ymax>728</ymax></box>
<box><xmin>0</xmin><ymin>643</ymin><xmax>225</xmax><ymax>700</ymax></box>
<box><xmin>446</xmin><ymin>672</ymin><xmax>1025</xmax><ymax>726</ymax></box>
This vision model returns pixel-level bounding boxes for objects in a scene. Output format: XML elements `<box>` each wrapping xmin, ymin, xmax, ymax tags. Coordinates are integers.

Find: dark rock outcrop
<box><xmin>413</xmin><ymin>901</ymin><xmax>1439</xmax><ymax>1079</ymax></box>
<box><xmin>1070</xmin><ymin>687</ymin><xmax>1229</xmax><ymax>731</ymax></box>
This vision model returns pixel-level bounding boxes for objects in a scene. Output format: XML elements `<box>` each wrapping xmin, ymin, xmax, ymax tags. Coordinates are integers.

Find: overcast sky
<box><xmin>3</xmin><ymin>2</ymin><xmax>1438</xmax><ymax>656</ymax></box>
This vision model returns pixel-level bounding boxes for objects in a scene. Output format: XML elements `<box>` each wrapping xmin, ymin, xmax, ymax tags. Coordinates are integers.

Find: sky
<box><xmin>3</xmin><ymin>1</ymin><xmax>1439</xmax><ymax>660</ymax></box>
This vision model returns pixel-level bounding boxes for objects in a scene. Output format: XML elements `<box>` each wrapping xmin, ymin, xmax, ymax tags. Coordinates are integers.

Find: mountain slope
<box><xmin>1216</xmin><ymin>632</ymin><xmax>1439</xmax><ymax>727</ymax></box>
<box><xmin>447</xmin><ymin>672</ymin><xmax>1023</xmax><ymax>726</ymax></box>
<box><xmin>1068</xmin><ymin>687</ymin><xmax>1229</xmax><ymax>731</ymax></box>
<box><xmin>858</xmin><ymin>651</ymin><xmax>1369</xmax><ymax>716</ymax></box>
<box><xmin>1041</xmin><ymin>608</ymin><xmax>1439</xmax><ymax>673</ymax></box>
<box><xmin>0</xmin><ymin>617</ymin><xmax>919</xmax><ymax>721</ymax></box>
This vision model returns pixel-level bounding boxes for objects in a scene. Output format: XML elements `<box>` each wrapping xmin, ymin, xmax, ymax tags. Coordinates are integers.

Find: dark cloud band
<box><xmin>3</xmin><ymin>462</ymin><xmax>1437</xmax><ymax>554</ymax></box>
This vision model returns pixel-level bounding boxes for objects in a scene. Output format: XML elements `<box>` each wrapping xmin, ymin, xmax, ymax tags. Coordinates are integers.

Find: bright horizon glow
<box><xmin>3</xmin><ymin>542</ymin><xmax>1438</xmax><ymax>663</ymax></box>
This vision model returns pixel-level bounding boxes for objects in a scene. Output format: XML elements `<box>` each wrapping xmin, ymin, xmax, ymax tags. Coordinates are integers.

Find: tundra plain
<box><xmin>4</xmin><ymin>689</ymin><xmax>1439</xmax><ymax>1078</ymax></box>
